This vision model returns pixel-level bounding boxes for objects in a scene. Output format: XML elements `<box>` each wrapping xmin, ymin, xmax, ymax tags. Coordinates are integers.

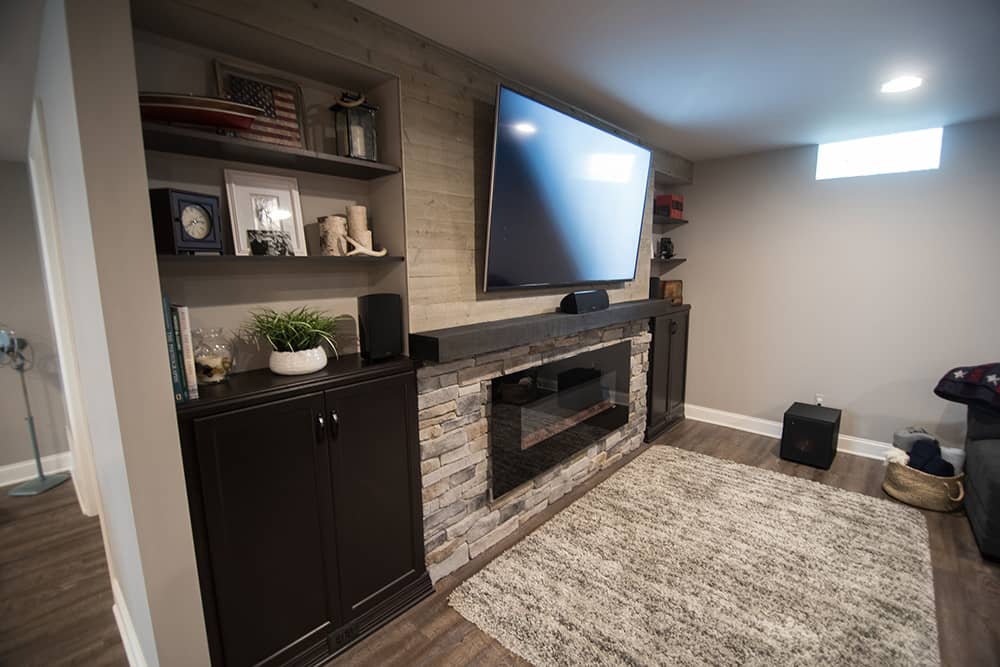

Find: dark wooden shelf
<box><xmin>652</xmin><ymin>214</ymin><xmax>689</xmax><ymax>229</ymax></box>
<box><xmin>176</xmin><ymin>354</ymin><xmax>414</xmax><ymax>416</ymax></box>
<box><xmin>410</xmin><ymin>299</ymin><xmax>691</xmax><ymax>363</ymax></box>
<box><xmin>157</xmin><ymin>254</ymin><xmax>404</xmax><ymax>273</ymax></box>
<box><xmin>651</xmin><ymin>257</ymin><xmax>687</xmax><ymax>272</ymax></box>
<box><xmin>142</xmin><ymin>123</ymin><xmax>400</xmax><ymax>180</ymax></box>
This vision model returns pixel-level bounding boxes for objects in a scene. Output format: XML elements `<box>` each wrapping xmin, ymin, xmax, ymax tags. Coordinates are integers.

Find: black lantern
<box><xmin>330</xmin><ymin>92</ymin><xmax>379</xmax><ymax>162</ymax></box>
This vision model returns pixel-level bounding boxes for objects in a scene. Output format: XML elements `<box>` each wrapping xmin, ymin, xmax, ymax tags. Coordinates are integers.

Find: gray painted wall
<box><xmin>669</xmin><ymin>117</ymin><xmax>1000</xmax><ymax>445</ymax></box>
<box><xmin>0</xmin><ymin>160</ymin><xmax>68</xmax><ymax>467</ymax></box>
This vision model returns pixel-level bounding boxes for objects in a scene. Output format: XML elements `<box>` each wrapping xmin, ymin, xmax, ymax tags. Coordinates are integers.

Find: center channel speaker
<box><xmin>559</xmin><ymin>289</ymin><xmax>609</xmax><ymax>314</ymax></box>
<box><xmin>358</xmin><ymin>293</ymin><xmax>402</xmax><ymax>361</ymax></box>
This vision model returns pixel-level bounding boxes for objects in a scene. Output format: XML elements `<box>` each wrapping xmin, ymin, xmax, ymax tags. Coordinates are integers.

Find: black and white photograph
<box><xmin>223</xmin><ymin>169</ymin><xmax>306</xmax><ymax>256</ymax></box>
<box><xmin>246</xmin><ymin>229</ymin><xmax>294</xmax><ymax>256</ymax></box>
<box><xmin>250</xmin><ymin>194</ymin><xmax>282</xmax><ymax>229</ymax></box>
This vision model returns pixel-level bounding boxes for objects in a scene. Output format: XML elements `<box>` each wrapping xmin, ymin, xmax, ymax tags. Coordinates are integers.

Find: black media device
<box><xmin>559</xmin><ymin>289</ymin><xmax>610</xmax><ymax>314</ymax></box>
<box><xmin>779</xmin><ymin>402</ymin><xmax>841</xmax><ymax>469</ymax></box>
<box><xmin>358</xmin><ymin>293</ymin><xmax>403</xmax><ymax>361</ymax></box>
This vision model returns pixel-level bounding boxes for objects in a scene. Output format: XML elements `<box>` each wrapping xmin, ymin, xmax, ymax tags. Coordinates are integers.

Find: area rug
<box><xmin>449</xmin><ymin>446</ymin><xmax>939</xmax><ymax>666</ymax></box>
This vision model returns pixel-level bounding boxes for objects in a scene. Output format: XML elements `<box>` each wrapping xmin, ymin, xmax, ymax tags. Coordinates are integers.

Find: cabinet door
<box><xmin>665</xmin><ymin>312</ymin><xmax>689</xmax><ymax>420</ymax></box>
<box><xmin>647</xmin><ymin>316</ymin><xmax>669</xmax><ymax>433</ymax></box>
<box><xmin>194</xmin><ymin>393</ymin><xmax>336</xmax><ymax>667</ymax></box>
<box><xmin>324</xmin><ymin>372</ymin><xmax>423</xmax><ymax>621</ymax></box>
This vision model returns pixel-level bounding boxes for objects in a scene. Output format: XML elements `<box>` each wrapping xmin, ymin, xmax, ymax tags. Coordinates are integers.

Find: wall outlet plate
<box><xmin>815</xmin><ymin>393</ymin><xmax>825</xmax><ymax>406</ymax></box>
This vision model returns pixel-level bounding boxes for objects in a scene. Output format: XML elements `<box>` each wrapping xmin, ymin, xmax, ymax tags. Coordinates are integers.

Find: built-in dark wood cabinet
<box><xmin>177</xmin><ymin>355</ymin><xmax>433</xmax><ymax>667</ymax></box>
<box><xmin>194</xmin><ymin>392</ymin><xmax>335</xmax><ymax>666</ymax></box>
<box><xmin>646</xmin><ymin>307</ymin><xmax>691</xmax><ymax>440</ymax></box>
<box><xmin>324</xmin><ymin>374</ymin><xmax>425</xmax><ymax>623</ymax></box>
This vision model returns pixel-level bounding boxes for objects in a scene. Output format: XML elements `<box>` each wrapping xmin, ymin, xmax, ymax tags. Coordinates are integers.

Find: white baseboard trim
<box><xmin>685</xmin><ymin>404</ymin><xmax>891</xmax><ymax>461</ymax></box>
<box><xmin>0</xmin><ymin>451</ymin><xmax>72</xmax><ymax>487</ymax></box>
<box><xmin>111</xmin><ymin>577</ymin><xmax>149</xmax><ymax>667</ymax></box>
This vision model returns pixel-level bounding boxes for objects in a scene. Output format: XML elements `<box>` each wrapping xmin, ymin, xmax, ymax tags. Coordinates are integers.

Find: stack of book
<box><xmin>161</xmin><ymin>296</ymin><xmax>199</xmax><ymax>402</ymax></box>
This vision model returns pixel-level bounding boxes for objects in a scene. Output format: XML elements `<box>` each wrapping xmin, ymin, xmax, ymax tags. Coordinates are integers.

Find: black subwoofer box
<box><xmin>780</xmin><ymin>402</ymin><xmax>841</xmax><ymax>469</ymax></box>
<box><xmin>358</xmin><ymin>293</ymin><xmax>402</xmax><ymax>361</ymax></box>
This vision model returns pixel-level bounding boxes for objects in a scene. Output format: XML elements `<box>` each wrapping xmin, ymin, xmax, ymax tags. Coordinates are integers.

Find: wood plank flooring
<box><xmin>3</xmin><ymin>420</ymin><xmax>997</xmax><ymax>666</ymax></box>
<box><xmin>333</xmin><ymin>419</ymin><xmax>1000</xmax><ymax>667</ymax></box>
<box><xmin>0</xmin><ymin>479</ymin><xmax>126</xmax><ymax>667</ymax></box>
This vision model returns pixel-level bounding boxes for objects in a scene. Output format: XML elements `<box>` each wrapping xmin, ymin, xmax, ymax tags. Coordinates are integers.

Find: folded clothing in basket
<box><xmin>941</xmin><ymin>446</ymin><xmax>967</xmax><ymax>475</ymax></box>
<box><xmin>893</xmin><ymin>426</ymin><xmax>934</xmax><ymax>452</ymax></box>
<box><xmin>893</xmin><ymin>426</ymin><xmax>966</xmax><ymax>474</ymax></box>
<box><xmin>886</xmin><ymin>448</ymin><xmax>909</xmax><ymax>466</ymax></box>
<box><xmin>909</xmin><ymin>439</ymin><xmax>955</xmax><ymax>477</ymax></box>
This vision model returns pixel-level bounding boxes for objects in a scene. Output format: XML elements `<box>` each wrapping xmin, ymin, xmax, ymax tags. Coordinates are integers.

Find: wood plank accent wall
<box><xmin>166</xmin><ymin>0</ymin><xmax>689</xmax><ymax>332</ymax></box>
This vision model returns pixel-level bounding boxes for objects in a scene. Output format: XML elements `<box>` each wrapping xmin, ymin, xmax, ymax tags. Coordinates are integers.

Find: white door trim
<box><xmin>26</xmin><ymin>99</ymin><xmax>101</xmax><ymax>516</ymax></box>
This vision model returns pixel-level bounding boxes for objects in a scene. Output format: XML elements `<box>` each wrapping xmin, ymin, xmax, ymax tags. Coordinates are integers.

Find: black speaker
<box><xmin>358</xmin><ymin>293</ymin><xmax>403</xmax><ymax>361</ymax></box>
<box><xmin>780</xmin><ymin>402</ymin><xmax>841</xmax><ymax>469</ymax></box>
<box><xmin>559</xmin><ymin>289</ymin><xmax>609</xmax><ymax>314</ymax></box>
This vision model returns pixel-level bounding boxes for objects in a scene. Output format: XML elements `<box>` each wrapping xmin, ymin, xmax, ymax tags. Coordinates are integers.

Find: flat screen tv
<box><xmin>484</xmin><ymin>86</ymin><xmax>652</xmax><ymax>291</ymax></box>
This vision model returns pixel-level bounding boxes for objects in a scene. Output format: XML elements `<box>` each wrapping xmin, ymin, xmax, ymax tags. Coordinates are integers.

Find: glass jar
<box><xmin>193</xmin><ymin>328</ymin><xmax>235</xmax><ymax>384</ymax></box>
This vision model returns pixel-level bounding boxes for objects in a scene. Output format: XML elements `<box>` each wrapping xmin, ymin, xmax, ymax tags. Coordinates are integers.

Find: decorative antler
<box><xmin>345</xmin><ymin>236</ymin><xmax>388</xmax><ymax>257</ymax></box>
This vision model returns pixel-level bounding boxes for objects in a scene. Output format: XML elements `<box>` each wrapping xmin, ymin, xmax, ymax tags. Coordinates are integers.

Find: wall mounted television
<box><xmin>483</xmin><ymin>86</ymin><xmax>652</xmax><ymax>292</ymax></box>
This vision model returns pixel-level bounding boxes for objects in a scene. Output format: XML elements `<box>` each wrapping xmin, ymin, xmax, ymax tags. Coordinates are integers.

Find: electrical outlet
<box><xmin>815</xmin><ymin>393</ymin><xmax>825</xmax><ymax>406</ymax></box>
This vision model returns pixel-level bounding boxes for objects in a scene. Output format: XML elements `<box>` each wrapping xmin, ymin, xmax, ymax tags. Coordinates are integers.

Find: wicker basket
<box><xmin>882</xmin><ymin>461</ymin><xmax>965</xmax><ymax>512</ymax></box>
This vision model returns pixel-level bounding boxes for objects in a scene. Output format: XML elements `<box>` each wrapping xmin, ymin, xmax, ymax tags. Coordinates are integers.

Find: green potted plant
<box><xmin>244</xmin><ymin>307</ymin><xmax>339</xmax><ymax>376</ymax></box>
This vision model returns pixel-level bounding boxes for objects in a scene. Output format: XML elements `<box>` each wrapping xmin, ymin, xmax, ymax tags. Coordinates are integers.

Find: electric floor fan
<box><xmin>1</xmin><ymin>327</ymin><xmax>70</xmax><ymax>496</ymax></box>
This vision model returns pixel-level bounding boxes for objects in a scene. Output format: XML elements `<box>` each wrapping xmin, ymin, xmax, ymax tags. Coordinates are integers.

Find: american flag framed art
<box><xmin>215</xmin><ymin>61</ymin><xmax>306</xmax><ymax>149</ymax></box>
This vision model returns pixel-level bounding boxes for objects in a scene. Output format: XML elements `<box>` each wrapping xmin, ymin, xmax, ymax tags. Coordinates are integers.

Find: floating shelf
<box><xmin>653</xmin><ymin>169</ymin><xmax>691</xmax><ymax>190</ymax></box>
<box><xmin>157</xmin><ymin>254</ymin><xmax>405</xmax><ymax>274</ymax></box>
<box><xmin>651</xmin><ymin>257</ymin><xmax>687</xmax><ymax>272</ymax></box>
<box><xmin>142</xmin><ymin>123</ymin><xmax>400</xmax><ymax>180</ymax></box>
<box><xmin>652</xmin><ymin>214</ymin><xmax>689</xmax><ymax>229</ymax></box>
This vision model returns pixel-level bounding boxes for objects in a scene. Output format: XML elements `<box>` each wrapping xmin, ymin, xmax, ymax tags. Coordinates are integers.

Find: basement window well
<box><xmin>815</xmin><ymin>127</ymin><xmax>943</xmax><ymax>180</ymax></box>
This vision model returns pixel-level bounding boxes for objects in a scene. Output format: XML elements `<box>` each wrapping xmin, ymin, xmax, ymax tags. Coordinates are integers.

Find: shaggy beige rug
<box><xmin>450</xmin><ymin>446</ymin><xmax>939</xmax><ymax>666</ymax></box>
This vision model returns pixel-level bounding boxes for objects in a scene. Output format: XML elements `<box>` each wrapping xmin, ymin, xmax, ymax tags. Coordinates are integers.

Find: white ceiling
<box><xmin>0</xmin><ymin>2</ymin><xmax>43</xmax><ymax>163</ymax></box>
<box><xmin>352</xmin><ymin>0</ymin><xmax>1000</xmax><ymax>160</ymax></box>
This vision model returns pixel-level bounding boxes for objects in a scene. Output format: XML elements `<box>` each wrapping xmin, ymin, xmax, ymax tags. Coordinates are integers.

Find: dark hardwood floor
<box><xmin>0</xmin><ymin>479</ymin><xmax>126</xmax><ymax>667</ymax></box>
<box><xmin>333</xmin><ymin>419</ymin><xmax>1000</xmax><ymax>667</ymax></box>
<box><xmin>3</xmin><ymin>421</ymin><xmax>997</xmax><ymax>666</ymax></box>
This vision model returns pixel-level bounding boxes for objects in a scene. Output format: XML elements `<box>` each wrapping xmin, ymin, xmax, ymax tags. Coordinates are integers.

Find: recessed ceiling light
<box><xmin>881</xmin><ymin>75</ymin><xmax>923</xmax><ymax>94</ymax></box>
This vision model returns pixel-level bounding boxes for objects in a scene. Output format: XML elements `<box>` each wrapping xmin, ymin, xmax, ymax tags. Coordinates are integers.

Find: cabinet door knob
<box><xmin>329</xmin><ymin>409</ymin><xmax>340</xmax><ymax>440</ymax></box>
<box><xmin>670</xmin><ymin>320</ymin><xmax>679</xmax><ymax>334</ymax></box>
<box><xmin>316</xmin><ymin>414</ymin><xmax>325</xmax><ymax>444</ymax></box>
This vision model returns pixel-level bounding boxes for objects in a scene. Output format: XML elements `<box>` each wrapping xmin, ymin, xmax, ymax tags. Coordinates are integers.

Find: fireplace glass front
<box><xmin>489</xmin><ymin>341</ymin><xmax>630</xmax><ymax>499</ymax></box>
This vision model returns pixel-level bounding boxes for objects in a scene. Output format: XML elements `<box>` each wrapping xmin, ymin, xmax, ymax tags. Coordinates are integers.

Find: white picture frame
<box><xmin>224</xmin><ymin>169</ymin><xmax>306</xmax><ymax>256</ymax></box>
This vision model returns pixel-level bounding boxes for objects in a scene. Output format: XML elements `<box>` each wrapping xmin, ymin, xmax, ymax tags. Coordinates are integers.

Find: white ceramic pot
<box><xmin>269</xmin><ymin>346</ymin><xmax>328</xmax><ymax>376</ymax></box>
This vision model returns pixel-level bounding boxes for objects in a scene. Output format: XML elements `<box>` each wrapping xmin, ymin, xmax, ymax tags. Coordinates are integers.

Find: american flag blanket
<box><xmin>222</xmin><ymin>72</ymin><xmax>303</xmax><ymax>148</ymax></box>
<box><xmin>934</xmin><ymin>362</ymin><xmax>1000</xmax><ymax>414</ymax></box>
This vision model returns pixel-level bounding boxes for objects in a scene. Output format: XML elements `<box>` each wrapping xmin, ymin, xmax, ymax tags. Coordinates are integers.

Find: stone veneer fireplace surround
<box><xmin>415</xmin><ymin>319</ymin><xmax>651</xmax><ymax>582</ymax></box>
